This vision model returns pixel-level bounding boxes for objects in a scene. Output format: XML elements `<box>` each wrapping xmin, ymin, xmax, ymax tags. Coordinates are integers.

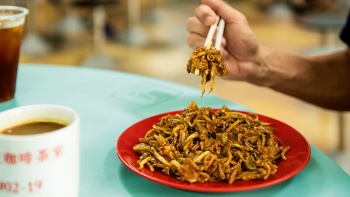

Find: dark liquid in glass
<box><xmin>0</xmin><ymin>24</ymin><xmax>24</xmax><ymax>102</ymax></box>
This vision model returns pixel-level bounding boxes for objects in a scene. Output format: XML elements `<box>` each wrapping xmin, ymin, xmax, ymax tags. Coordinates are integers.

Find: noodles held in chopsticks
<box><xmin>187</xmin><ymin>46</ymin><xmax>228</xmax><ymax>97</ymax></box>
<box><xmin>133</xmin><ymin>101</ymin><xmax>290</xmax><ymax>184</ymax></box>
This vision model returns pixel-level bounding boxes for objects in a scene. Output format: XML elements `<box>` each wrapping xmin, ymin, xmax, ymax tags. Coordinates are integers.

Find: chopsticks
<box><xmin>204</xmin><ymin>16</ymin><xmax>225</xmax><ymax>50</ymax></box>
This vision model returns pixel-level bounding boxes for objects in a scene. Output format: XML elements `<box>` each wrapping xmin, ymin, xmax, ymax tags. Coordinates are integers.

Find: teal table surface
<box><xmin>1</xmin><ymin>64</ymin><xmax>349</xmax><ymax>197</ymax></box>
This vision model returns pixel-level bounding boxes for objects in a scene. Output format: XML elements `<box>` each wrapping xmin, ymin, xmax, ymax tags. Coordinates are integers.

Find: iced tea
<box><xmin>0</xmin><ymin>6</ymin><xmax>28</xmax><ymax>102</ymax></box>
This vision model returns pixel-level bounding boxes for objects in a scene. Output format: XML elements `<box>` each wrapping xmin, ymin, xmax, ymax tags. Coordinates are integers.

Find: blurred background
<box><xmin>2</xmin><ymin>0</ymin><xmax>350</xmax><ymax>174</ymax></box>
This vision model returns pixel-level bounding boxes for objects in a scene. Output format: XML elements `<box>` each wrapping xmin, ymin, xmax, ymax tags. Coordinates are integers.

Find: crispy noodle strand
<box><xmin>133</xmin><ymin>101</ymin><xmax>290</xmax><ymax>184</ymax></box>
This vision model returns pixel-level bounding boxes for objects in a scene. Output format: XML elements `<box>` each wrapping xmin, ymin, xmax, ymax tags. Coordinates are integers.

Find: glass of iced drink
<box><xmin>0</xmin><ymin>6</ymin><xmax>29</xmax><ymax>103</ymax></box>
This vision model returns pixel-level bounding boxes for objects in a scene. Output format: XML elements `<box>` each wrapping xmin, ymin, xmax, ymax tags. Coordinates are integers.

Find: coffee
<box><xmin>0</xmin><ymin>121</ymin><xmax>67</xmax><ymax>135</ymax></box>
<box><xmin>0</xmin><ymin>104</ymin><xmax>80</xmax><ymax>197</ymax></box>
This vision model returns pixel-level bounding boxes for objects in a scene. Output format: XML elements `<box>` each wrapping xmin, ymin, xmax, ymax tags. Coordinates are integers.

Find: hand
<box><xmin>186</xmin><ymin>0</ymin><xmax>266</xmax><ymax>83</ymax></box>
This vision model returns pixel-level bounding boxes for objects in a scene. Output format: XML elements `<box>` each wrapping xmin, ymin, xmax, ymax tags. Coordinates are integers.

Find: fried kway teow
<box><xmin>133</xmin><ymin>101</ymin><xmax>290</xmax><ymax>184</ymax></box>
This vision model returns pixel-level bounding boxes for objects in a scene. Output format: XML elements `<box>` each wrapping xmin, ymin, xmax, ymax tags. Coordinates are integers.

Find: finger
<box><xmin>186</xmin><ymin>33</ymin><xmax>206</xmax><ymax>49</ymax></box>
<box><xmin>202</xmin><ymin>0</ymin><xmax>247</xmax><ymax>24</ymax></box>
<box><xmin>194</xmin><ymin>4</ymin><xmax>217</xmax><ymax>26</ymax></box>
<box><xmin>187</xmin><ymin>30</ymin><xmax>226</xmax><ymax>49</ymax></box>
<box><xmin>186</xmin><ymin>16</ymin><xmax>209</xmax><ymax>37</ymax></box>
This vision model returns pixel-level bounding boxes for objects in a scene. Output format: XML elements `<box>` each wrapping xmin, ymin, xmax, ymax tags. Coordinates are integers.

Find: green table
<box><xmin>1</xmin><ymin>64</ymin><xmax>349</xmax><ymax>197</ymax></box>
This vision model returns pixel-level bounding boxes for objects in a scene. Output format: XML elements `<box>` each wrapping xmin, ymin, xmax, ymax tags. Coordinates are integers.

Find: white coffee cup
<box><xmin>0</xmin><ymin>105</ymin><xmax>80</xmax><ymax>197</ymax></box>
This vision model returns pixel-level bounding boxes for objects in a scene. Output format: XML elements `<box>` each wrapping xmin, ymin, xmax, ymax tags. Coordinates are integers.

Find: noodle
<box><xmin>133</xmin><ymin>101</ymin><xmax>290</xmax><ymax>184</ymax></box>
<box><xmin>186</xmin><ymin>46</ymin><xmax>228</xmax><ymax>97</ymax></box>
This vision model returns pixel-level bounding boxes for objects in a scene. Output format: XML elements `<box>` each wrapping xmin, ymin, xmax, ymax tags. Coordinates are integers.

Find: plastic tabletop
<box><xmin>1</xmin><ymin>64</ymin><xmax>349</xmax><ymax>197</ymax></box>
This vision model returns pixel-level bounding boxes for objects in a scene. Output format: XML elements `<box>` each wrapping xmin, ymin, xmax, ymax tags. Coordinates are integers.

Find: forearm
<box><xmin>256</xmin><ymin>46</ymin><xmax>350</xmax><ymax>110</ymax></box>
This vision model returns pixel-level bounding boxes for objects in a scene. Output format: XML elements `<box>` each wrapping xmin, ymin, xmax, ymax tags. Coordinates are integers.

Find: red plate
<box><xmin>116</xmin><ymin>110</ymin><xmax>311</xmax><ymax>193</ymax></box>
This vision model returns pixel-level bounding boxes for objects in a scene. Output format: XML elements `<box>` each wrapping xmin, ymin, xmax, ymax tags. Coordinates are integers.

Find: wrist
<box><xmin>251</xmin><ymin>45</ymin><xmax>309</xmax><ymax>89</ymax></box>
<box><xmin>245</xmin><ymin>45</ymin><xmax>276</xmax><ymax>87</ymax></box>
